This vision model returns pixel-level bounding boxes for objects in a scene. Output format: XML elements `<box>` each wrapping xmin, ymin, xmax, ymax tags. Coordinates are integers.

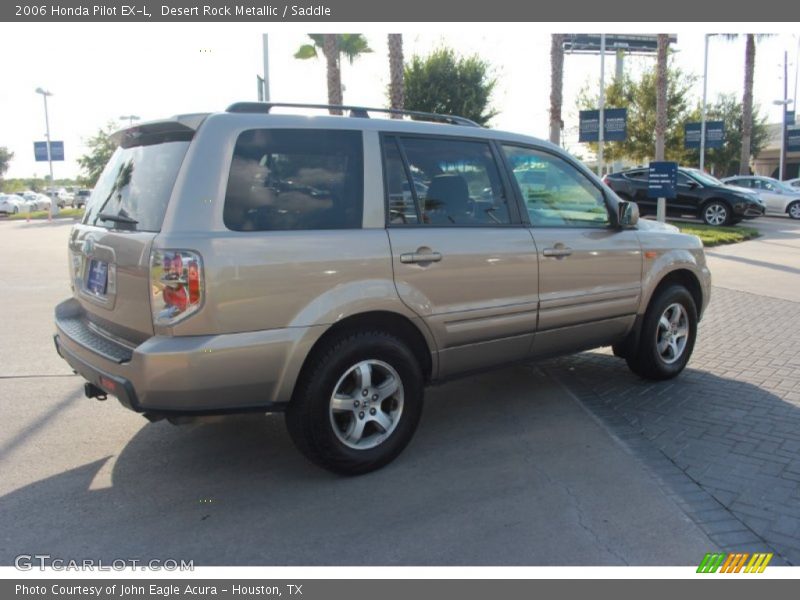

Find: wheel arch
<box><xmin>279</xmin><ymin>310</ymin><xmax>436</xmax><ymax>408</ymax></box>
<box><xmin>616</xmin><ymin>266</ymin><xmax>706</xmax><ymax>359</ymax></box>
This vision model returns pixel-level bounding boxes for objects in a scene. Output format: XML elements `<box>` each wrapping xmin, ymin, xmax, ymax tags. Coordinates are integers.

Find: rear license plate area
<box><xmin>86</xmin><ymin>259</ymin><xmax>109</xmax><ymax>296</ymax></box>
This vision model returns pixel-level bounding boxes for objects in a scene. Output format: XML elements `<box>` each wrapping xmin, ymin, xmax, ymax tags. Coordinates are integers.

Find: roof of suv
<box><xmin>116</xmin><ymin>102</ymin><xmax>563</xmax><ymax>156</ymax></box>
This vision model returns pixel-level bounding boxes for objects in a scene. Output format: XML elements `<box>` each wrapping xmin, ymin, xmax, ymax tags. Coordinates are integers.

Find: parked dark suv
<box><xmin>604</xmin><ymin>167</ymin><xmax>764</xmax><ymax>226</ymax></box>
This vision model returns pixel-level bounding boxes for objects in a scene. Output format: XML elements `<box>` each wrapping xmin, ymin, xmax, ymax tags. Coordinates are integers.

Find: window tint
<box><xmin>626</xmin><ymin>170</ymin><xmax>647</xmax><ymax>180</ymax></box>
<box><xmin>224</xmin><ymin>129</ymin><xmax>363</xmax><ymax>231</ymax></box>
<box><xmin>83</xmin><ymin>141</ymin><xmax>190</xmax><ymax>232</ymax></box>
<box><xmin>502</xmin><ymin>145</ymin><xmax>610</xmax><ymax>228</ymax></box>
<box><xmin>389</xmin><ymin>137</ymin><xmax>511</xmax><ymax>226</ymax></box>
<box><xmin>677</xmin><ymin>173</ymin><xmax>693</xmax><ymax>186</ymax></box>
<box><xmin>727</xmin><ymin>178</ymin><xmax>747</xmax><ymax>187</ymax></box>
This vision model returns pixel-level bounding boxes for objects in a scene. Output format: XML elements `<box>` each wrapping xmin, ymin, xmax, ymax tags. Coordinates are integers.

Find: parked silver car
<box><xmin>54</xmin><ymin>103</ymin><xmax>711</xmax><ymax>474</ymax></box>
<box><xmin>722</xmin><ymin>175</ymin><xmax>800</xmax><ymax>219</ymax></box>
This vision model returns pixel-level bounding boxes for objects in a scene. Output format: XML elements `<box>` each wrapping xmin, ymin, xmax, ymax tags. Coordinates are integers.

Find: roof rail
<box><xmin>225</xmin><ymin>101</ymin><xmax>481</xmax><ymax>127</ymax></box>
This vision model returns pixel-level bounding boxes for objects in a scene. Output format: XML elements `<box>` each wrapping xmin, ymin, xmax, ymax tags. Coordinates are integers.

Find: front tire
<box><xmin>625</xmin><ymin>285</ymin><xmax>698</xmax><ymax>380</ymax></box>
<box><xmin>285</xmin><ymin>331</ymin><xmax>424</xmax><ymax>475</ymax></box>
<box><xmin>701</xmin><ymin>201</ymin><xmax>731</xmax><ymax>226</ymax></box>
<box><xmin>788</xmin><ymin>200</ymin><xmax>800</xmax><ymax>220</ymax></box>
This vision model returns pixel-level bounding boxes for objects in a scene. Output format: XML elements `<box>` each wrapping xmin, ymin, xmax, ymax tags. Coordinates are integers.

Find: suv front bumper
<box><xmin>54</xmin><ymin>298</ymin><xmax>309</xmax><ymax>415</ymax></box>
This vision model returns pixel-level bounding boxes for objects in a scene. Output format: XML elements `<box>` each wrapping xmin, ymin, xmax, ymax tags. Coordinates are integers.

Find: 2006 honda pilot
<box><xmin>54</xmin><ymin>102</ymin><xmax>711</xmax><ymax>474</ymax></box>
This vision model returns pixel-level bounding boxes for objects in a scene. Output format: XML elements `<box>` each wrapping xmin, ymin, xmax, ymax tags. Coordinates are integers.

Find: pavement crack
<box><xmin>563</xmin><ymin>483</ymin><xmax>630</xmax><ymax>566</ymax></box>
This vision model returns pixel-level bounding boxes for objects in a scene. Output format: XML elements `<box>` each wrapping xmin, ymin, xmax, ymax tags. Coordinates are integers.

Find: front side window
<box><xmin>502</xmin><ymin>145</ymin><xmax>610</xmax><ymax>228</ymax></box>
<box><xmin>224</xmin><ymin>129</ymin><xmax>363</xmax><ymax>231</ymax></box>
<box><xmin>384</xmin><ymin>136</ymin><xmax>511</xmax><ymax>226</ymax></box>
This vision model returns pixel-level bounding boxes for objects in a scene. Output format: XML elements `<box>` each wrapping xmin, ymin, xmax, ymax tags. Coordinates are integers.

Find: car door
<box><xmin>383</xmin><ymin>135</ymin><xmax>539</xmax><ymax>377</ymax></box>
<box><xmin>500</xmin><ymin>144</ymin><xmax>642</xmax><ymax>358</ymax></box>
<box><xmin>674</xmin><ymin>172</ymin><xmax>702</xmax><ymax>215</ymax></box>
<box><xmin>754</xmin><ymin>178</ymin><xmax>786</xmax><ymax>212</ymax></box>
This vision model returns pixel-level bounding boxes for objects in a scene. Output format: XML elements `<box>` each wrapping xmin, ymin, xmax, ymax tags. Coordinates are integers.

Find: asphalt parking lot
<box><xmin>1</xmin><ymin>215</ymin><xmax>798</xmax><ymax>566</ymax></box>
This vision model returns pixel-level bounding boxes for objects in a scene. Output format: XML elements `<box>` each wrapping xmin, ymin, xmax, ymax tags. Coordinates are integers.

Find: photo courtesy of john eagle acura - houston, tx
<box><xmin>54</xmin><ymin>102</ymin><xmax>711</xmax><ymax>474</ymax></box>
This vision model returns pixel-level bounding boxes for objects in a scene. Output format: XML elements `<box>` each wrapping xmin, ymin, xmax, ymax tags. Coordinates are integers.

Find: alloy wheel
<box><xmin>329</xmin><ymin>359</ymin><xmax>404</xmax><ymax>450</ymax></box>
<box><xmin>656</xmin><ymin>303</ymin><xmax>690</xmax><ymax>365</ymax></box>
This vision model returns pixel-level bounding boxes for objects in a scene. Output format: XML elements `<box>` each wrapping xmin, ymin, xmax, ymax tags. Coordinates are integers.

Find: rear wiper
<box><xmin>97</xmin><ymin>212</ymin><xmax>139</xmax><ymax>225</ymax></box>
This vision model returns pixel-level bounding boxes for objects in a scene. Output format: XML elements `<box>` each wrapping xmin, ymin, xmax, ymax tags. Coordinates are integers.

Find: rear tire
<box><xmin>701</xmin><ymin>201</ymin><xmax>731</xmax><ymax>226</ymax></box>
<box><xmin>285</xmin><ymin>331</ymin><xmax>424</xmax><ymax>475</ymax></box>
<box><xmin>788</xmin><ymin>200</ymin><xmax>800</xmax><ymax>220</ymax></box>
<box><xmin>625</xmin><ymin>285</ymin><xmax>698</xmax><ymax>380</ymax></box>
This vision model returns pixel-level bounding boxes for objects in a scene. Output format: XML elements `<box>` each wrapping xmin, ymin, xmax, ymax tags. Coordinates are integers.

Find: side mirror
<box><xmin>618</xmin><ymin>200</ymin><xmax>639</xmax><ymax>228</ymax></box>
<box><xmin>688</xmin><ymin>181</ymin><xmax>699</xmax><ymax>189</ymax></box>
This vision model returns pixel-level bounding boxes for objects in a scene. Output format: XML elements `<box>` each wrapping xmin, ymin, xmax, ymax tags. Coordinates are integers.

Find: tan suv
<box><xmin>54</xmin><ymin>103</ymin><xmax>711</xmax><ymax>474</ymax></box>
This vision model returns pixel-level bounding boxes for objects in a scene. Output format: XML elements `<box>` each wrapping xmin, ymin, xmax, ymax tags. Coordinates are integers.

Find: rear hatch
<box><xmin>67</xmin><ymin>118</ymin><xmax>201</xmax><ymax>344</ymax></box>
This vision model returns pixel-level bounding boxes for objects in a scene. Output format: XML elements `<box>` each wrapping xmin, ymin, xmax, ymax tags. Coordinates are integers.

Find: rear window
<box><xmin>224</xmin><ymin>129</ymin><xmax>363</xmax><ymax>231</ymax></box>
<box><xmin>83</xmin><ymin>141</ymin><xmax>190</xmax><ymax>232</ymax></box>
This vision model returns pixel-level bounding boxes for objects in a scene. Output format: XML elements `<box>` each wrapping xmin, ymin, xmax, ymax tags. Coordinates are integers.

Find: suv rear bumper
<box><xmin>54</xmin><ymin>298</ymin><xmax>309</xmax><ymax>415</ymax></box>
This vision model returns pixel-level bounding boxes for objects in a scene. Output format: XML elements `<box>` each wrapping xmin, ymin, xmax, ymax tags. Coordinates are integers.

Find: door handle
<box><xmin>400</xmin><ymin>251</ymin><xmax>443</xmax><ymax>264</ymax></box>
<box><xmin>542</xmin><ymin>246</ymin><xmax>573</xmax><ymax>258</ymax></box>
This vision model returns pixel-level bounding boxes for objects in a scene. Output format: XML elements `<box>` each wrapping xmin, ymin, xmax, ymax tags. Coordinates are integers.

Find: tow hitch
<box><xmin>84</xmin><ymin>382</ymin><xmax>107</xmax><ymax>401</ymax></box>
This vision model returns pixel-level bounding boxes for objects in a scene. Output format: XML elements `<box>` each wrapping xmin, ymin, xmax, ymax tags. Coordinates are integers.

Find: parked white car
<box><xmin>722</xmin><ymin>176</ymin><xmax>800</xmax><ymax>219</ymax></box>
<box><xmin>20</xmin><ymin>191</ymin><xmax>52</xmax><ymax>211</ymax></box>
<box><xmin>0</xmin><ymin>194</ymin><xmax>30</xmax><ymax>214</ymax></box>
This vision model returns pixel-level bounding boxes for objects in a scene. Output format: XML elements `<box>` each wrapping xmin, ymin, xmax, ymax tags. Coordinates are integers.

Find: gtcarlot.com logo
<box><xmin>697</xmin><ymin>552</ymin><xmax>773</xmax><ymax>573</ymax></box>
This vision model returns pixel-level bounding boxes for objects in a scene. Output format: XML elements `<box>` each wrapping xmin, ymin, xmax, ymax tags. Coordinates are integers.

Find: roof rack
<box><xmin>225</xmin><ymin>101</ymin><xmax>481</xmax><ymax>127</ymax></box>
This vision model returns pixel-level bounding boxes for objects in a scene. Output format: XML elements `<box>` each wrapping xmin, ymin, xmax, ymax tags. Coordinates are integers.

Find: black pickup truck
<box><xmin>603</xmin><ymin>167</ymin><xmax>764</xmax><ymax>226</ymax></box>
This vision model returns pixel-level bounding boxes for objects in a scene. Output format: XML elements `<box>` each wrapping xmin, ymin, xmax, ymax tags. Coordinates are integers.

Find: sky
<box><xmin>1</xmin><ymin>22</ymin><xmax>798</xmax><ymax>180</ymax></box>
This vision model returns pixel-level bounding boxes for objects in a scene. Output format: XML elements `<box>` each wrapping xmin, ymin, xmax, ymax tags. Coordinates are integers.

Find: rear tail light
<box><xmin>150</xmin><ymin>249</ymin><xmax>204</xmax><ymax>326</ymax></box>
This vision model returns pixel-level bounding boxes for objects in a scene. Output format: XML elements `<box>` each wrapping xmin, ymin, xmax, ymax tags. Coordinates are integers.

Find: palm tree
<box><xmin>294</xmin><ymin>34</ymin><xmax>373</xmax><ymax>115</ymax></box>
<box><xmin>388</xmin><ymin>34</ymin><xmax>404</xmax><ymax>118</ymax></box>
<box><xmin>549</xmin><ymin>34</ymin><xmax>565</xmax><ymax>145</ymax></box>
<box><xmin>655</xmin><ymin>34</ymin><xmax>669</xmax><ymax>162</ymax></box>
<box><xmin>721</xmin><ymin>34</ymin><xmax>773</xmax><ymax>174</ymax></box>
<box><xmin>655</xmin><ymin>34</ymin><xmax>670</xmax><ymax>222</ymax></box>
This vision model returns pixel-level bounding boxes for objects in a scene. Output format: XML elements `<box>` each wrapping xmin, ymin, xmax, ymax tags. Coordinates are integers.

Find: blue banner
<box><xmin>684</xmin><ymin>121</ymin><xmax>724</xmax><ymax>149</ymax></box>
<box><xmin>33</xmin><ymin>140</ymin><xmax>64</xmax><ymax>161</ymax></box>
<box><xmin>788</xmin><ymin>126</ymin><xmax>800</xmax><ymax>152</ymax></box>
<box><xmin>579</xmin><ymin>108</ymin><xmax>627</xmax><ymax>143</ymax></box>
<box><xmin>647</xmin><ymin>161</ymin><xmax>678</xmax><ymax>199</ymax></box>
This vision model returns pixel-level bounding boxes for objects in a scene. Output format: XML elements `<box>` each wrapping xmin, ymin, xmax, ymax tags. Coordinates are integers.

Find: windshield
<box><xmin>82</xmin><ymin>141</ymin><xmax>190</xmax><ymax>232</ymax></box>
<box><xmin>686</xmin><ymin>169</ymin><xmax>724</xmax><ymax>187</ymax></box>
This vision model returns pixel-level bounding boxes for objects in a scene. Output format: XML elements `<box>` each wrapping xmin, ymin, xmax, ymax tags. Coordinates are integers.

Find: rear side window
<box><xmin>224</xmin><ymin>129</ymin><xmax>363</xmax><ymax>231</ymax></box>
<box><xmin>383</xmin><ymin>136</ymin><xmax>511</xmax><ymax>226</ymax></box>
<box><xmin>83</xmin><ymin>141</ymin><xmax>190</xmax><ymax>232</ymax></box>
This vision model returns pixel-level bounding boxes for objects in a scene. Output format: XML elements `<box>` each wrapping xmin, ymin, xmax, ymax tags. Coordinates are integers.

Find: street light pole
<box><xmin>119</xmin><ymin>115</ymin><xmax>140</xmax><ymax>127</ymax></box>
<box><xmin>35</xmin><ymin>87</ymin><xmax>57</xmax><ymax>220</ymax></box>
<box><xmin>700</xmin><ymin>34</ymin><xmax>710</xmax><ymax>172</ymax></box>
<box><xmin>774</xmin><ymin>52</ymin><xmax>790</xmax><ymax>181</ymax></box>
<box><xmin>597</xmin><ymin>33</ymin><xmax>605</xmax><ymax>177</ymax></box>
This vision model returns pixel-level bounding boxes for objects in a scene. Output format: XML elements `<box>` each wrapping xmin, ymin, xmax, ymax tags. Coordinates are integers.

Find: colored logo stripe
<box><xmin>745</xmin><ymin>553</ymin><xmax>773</xmax><ymax>573</ymax></box>
<box><xmin>697</xmin><ymin>552</ymin><xmax>773</xmax><ymax>573</ymax></box>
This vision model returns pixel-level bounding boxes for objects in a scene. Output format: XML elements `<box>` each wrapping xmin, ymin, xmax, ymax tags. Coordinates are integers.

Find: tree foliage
<box><xmin>684</xmin><ymin>94</ymin><xmax>770</xmax><ymax>177</ymax></box>
<box><xmin>77</xmin><ymin>122</ymin><xmax>118</xmax><ymax>187</ymax></box>
<box><xmin>404</xmin><ymin>47</ymin><xmax>498</xmax><ymax>126</ymax></box>
<box><xmin>578</xmin><ymin>61</ymin><xmax>697</xmax><ymax>163</ymax></box>
<box><xmin>294</xmin><ymin>34</ymin><xmax>373</xmax><ymax>65</ymax></box>
<box><xmin>294</xmin><ymin>34</ymin><xmax>372</xmax><ymax>112</ymax></box>
<box><xmin>0</xmin><ymin>146</ymin><xmax>13</xmax><ymax>182</ymax></box>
